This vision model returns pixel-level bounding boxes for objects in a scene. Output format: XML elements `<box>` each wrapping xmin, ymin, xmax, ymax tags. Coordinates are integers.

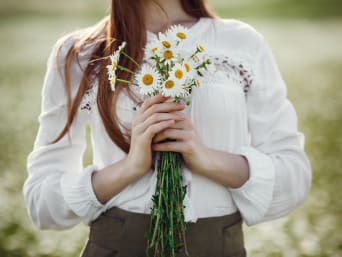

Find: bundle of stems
<box><xmin>145</xmin><ymin>151</ymin><xmax>189</xmax><ymax>257</ymax></box>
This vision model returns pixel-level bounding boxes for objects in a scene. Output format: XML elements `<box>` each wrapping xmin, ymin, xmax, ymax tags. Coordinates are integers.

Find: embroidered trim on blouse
<box><xmin>80</xmin><ymin>83</ymin><xmax>98</xmax><ymax>113</ymax></box>
<box><xmin>211</xmin><ymin>55</ymin><xmax>253</xmax><ymax>94</ymax></box>
<box><xmin>79</xmin><ymin>55</ymin><xmax>254</xmax><ymax>112</ymax></box>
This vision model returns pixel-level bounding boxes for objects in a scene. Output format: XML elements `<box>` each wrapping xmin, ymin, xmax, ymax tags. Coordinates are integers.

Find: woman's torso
<box><xmin>79</xmin><ymin>17</ymin><xmax>257</xmax><ymax>221</ymax></box>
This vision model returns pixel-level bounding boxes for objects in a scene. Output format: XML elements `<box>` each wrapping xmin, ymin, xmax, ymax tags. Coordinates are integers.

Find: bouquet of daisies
<box><xmin>106</xmin><ymin>25</ymin><xmax>213</xmax><ymax>257</ymax></box>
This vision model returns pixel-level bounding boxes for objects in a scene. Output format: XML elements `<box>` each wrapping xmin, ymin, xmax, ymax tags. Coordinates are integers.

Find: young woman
<box><xmin>23</xmin><ymin>0</ymin><xmax>312</xmax><ymax>256</ymax></box>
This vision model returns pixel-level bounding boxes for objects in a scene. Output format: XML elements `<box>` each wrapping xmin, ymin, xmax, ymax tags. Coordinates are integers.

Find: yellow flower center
<box><xmin>175</xmin><ymin>69</ymin><xmax>183</xmax><ymax>79</ymax></box>
<box><xmin>176</xmin><ymin>32</ymin><xmax>186</xmax><ymax>40</ymax></box>
<box><xmin>162</xmin><ymin>41</ymin><xmax>171</xmax><ymax>48</ymax></box>
<box><xmin>165</xmin><ymin>80</ymin><xmax>175</xmax><ymax>89</ymax></box>
<box><xmin>152</xmin><ymin>47</ymin><xmax>158</xmax><ymax>53</ymax></box>
<box><xmin>197</xmin><ymin>45</ymin><xmax>205</xmax><ymax>52</ymax></box>
<box><xmin>184</xmin><ymin>63</ymin><xmax>190</xmax><ymax>73</ymax></box>
<box><xmin>111</xmin><ymin>61</ymin><xmax>117</xmax><ymax>71</ymax></box>
<box><xmin>111</xmin><ymin>75</ymin><xmax>116</xmax><ymax>84</ymax></box>
<box><xmin>142</xmin><ymin>74</ymin><xmax>154</xmax><ymax>86</ymax></box>
<box><xmin>163</xmin><ymin>50</ymin><xmax>173</xmax><ymax>60</ymax></box>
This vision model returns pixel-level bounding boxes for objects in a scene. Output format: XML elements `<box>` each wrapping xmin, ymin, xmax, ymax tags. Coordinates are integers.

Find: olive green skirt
<box><xmin>80</xmin><ymin>206</ymin><xmax>246</xmax><ymax>257</ymax></box>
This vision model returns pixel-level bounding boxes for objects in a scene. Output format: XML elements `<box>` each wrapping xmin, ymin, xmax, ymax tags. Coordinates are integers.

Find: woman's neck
<box><xmin>144</xmin><ymin>0</ymin><xmax>197</xmax><ymax>34</ymax></box>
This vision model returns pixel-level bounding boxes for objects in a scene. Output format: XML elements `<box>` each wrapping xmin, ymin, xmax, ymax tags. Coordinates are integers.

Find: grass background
<box><xmin>0</xmin><ymin>0</ymin><xmax>341</xmax><ymax>256</ymax></box>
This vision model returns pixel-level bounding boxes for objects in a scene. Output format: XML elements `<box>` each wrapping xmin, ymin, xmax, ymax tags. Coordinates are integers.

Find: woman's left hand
<box><xmin>152</xmin><ymin>113</ymin><xmax>250</xmax><ymax>188</ymax></box>
<box><xmin>151</xmin><ymin>114</ymin><xmax>209</xmax><ymax>174</ymax></box>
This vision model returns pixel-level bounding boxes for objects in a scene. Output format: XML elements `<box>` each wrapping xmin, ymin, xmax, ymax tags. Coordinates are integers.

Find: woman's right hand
<box><xmin>126</xmin><ymin>94</ymin><xmax>186</xmax><ymax>179</ymax></box>
<box><xmin>91</xmin><ymin>95</ymin><xmax>185</xmax><ymax>204</ymax></box>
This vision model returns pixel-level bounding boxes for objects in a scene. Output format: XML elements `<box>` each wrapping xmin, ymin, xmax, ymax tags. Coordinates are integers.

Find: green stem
<box><xmin>117</xmin><ymin>65</ymin><xmax>136</xmax><ymax>75</ymax></box>
<box><xmin>116</xmin><ymin>78</ymin><xmax>138</xmax><ymax>86</ymax></box>
<box><xmin>122</xmin><ymin>51</ymin><xmax>141</xmax><ymax>68</ymax></box>
<box><xmin>150</xmin><ymin>165</ymin><xmax>166</xmax><ymax>246</ymax></box>
<box><xmin>146</xmin><ymin>151</ymin><xmax>187</xmax><ymax>257</ymax></box>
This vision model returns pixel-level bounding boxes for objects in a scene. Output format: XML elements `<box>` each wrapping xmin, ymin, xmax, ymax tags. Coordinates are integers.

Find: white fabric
<box><xmin>23</xmin><ymin>17</ymin><xmax>312</xmax><ymax>229</ymax></box>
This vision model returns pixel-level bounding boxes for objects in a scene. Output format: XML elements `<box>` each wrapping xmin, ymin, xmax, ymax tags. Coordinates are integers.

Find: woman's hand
<box><xmin>92</xmin><ymin>95</ymin><xmax>186</xmax><ymax>204</ymax></box>
<box><xmin>126</xmin><ymin>94</ymin><xmax>186</xmax><ymax>179</ymax></box>
<box><xmin>151</xmin><ymin>114</ymin><xmax>210</xmax><ymax>174</ymax></box>
<box><xmin>151</xmin><ymin>115</ymin><xmax>250</xmax><ymax>188</ymax></box>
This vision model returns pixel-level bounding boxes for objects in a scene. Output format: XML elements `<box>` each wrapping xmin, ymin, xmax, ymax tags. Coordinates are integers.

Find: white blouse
<box><xmin>23</xmin><ymin>17</ymin><xmax>312</xmax><ymax>230</ymax></box>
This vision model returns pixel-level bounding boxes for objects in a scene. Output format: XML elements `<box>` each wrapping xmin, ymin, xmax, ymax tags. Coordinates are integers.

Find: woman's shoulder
<box><xmin>201</xmin><ymin>17</ymin><xmax>266</xmax><ymax>55</ymax></box>
<box><xmin>209</xmin><ymin>17</ymin><xmax>264</xmax><ymax>41</ymax></box>
<box><xmin>42</xmin><ymin>23</ymin><xmax>105</xmax><ymax>105</ymax></box>
<box><xmin>50</xmin><ymin>21</ymin><xmax>106</xmax><ymax>66</ymax></box>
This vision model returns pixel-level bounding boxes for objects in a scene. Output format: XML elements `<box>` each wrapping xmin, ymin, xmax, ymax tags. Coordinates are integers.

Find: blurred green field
<box><xmin>0</xmin><ymin>0</ymin><xmax>341</xmax><ymax>256</ymax></box>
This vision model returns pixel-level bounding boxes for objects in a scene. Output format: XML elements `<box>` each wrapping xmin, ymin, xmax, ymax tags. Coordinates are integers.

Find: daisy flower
<box><xmin>191</xmin><ymin>42</ymin><xmax>209</xmax><ymax>63</ymax></box>
<box><xmin>161</xmin><ymin>78</ymin><xmax>185</xmax><ymax>98</ymax></box>
<box><xmin>106</xmin><ymin>41</ymin><xmax>128</xmax><ymax>92</ymax></box>
<box><xmin>106</xmin><ymin>41</ymin><xmax>127</xmax><ymax>72</ymax></box>
<box><xmin>106</xmin><ymin>52</ymin><xmax>120</xmax><ymax>76</ymax></box>
<box><xmin>109</xmin><ymin>74</ymin><xmax>117</xmax><ymax>91</ymax></box>
<box><xmin>144</xmin><ymin>39</ymin><xmax>160</xmax><ymax>58</ymax></box>
<box><xmin>167</xmin><ymin>24</ymin><xmax>189</xmax><ymax>42</ymax></box>
<box><xmin>118</xmin><ymin>41</ymin><xmax>127</xmax><ymax>52</ymax></box>
<box><xmin>182</xmin><ymin>57</ymin><xmax>198</xmax><ymax>77</ymax></box>
<box><xmin>169</xmin><ymin>63</ymin><xmax>188</xmax><ymax>84</ymax></box>
<box><xmin>161</xmin><ymin>49</ymin><xmax>175</xmax><ymax>64</ymax></box>
<box><xmin>158</xmin><ymin>32</ymin><xmax>177</xmax><ymax>48</ymax></box>
<box><xmin>135</xmin><ymin>65</ymin><xmax>161</xmax><ymax>95</ymax></box>
<box><xmin>106</xmin><ymin>52</ymin><xmax>121</xmax><ymax>91</ymax></box>
<box><xmin>157</xmin><ymin>33</ymin><xmax>179</xmax><ymax>64</ymax></box>
<box><xmin>195</xmin><ymin>78</ymin><xmax>202</xmax><ymax>88</ymax></box>
<box><xmin>196</xmin><ymin>44</ymin><xmax>205</xmax><ymax>53</ymax></box>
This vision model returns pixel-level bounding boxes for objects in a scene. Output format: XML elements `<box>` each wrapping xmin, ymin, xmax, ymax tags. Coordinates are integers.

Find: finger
<box><xmin>152</xmin><ymin>141</ymin><xmax>188</xmax><ymax>153</ymax></box>
<box><xmin>144</xmin><ymin>119</ymin><xmax>175</xmax><ymax>140</ymax></box>
<box><xmin>168</xmin><ymin>118</ymin><xmax>193</xmax><ymax>130</ymax></box>
<box><xmin>138</xmin><ymin>94</ymin><xmax>169</xmax><ymax>114</ymax></box>
<box><xmin>138</xmin><ymin>112</ymin><xmax>185</xmax><ymax>133</ymax></box>
<box><xmin>139</xmin><ymin>101</ymin><xmax>185</xmax><ymax>123</ymax></box>
<box><xmin>152</xmin><ymin>129</ymin><xmax>189</xmax><ymax>143</ymax></box>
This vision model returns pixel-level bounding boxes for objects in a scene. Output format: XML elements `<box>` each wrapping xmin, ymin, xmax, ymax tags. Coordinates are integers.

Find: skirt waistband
<box><xmin>82</xmin><ymin>206</ymin><xmax>246</xmax><ymax>257</ymax></box>
<box><xmin>99</xmin><ymin>206</ymin><xmax>242</xmax><ymax>227</ymax></box>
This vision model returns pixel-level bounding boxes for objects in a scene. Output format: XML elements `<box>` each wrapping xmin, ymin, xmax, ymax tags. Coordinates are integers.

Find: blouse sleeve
<box><xmin>229</xmin><ymin>34</ymin><xmax>312</xmax><ymax>226</ymax></box>
<box><xmin>23</xmin><ymin>38</ymin><xmax>106</xmax><ymax>230</ymax></box>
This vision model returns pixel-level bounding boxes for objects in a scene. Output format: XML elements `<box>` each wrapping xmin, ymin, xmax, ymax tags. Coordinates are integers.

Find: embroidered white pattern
<box><xmin>210</xmin><ymin>55</ymin><xmax>253</xmax><ymax>94</ymax></box>
<box><xmin>80</xmin><ymin>83</ymin><xmax>98</xmax><ymax>113</ymax></box>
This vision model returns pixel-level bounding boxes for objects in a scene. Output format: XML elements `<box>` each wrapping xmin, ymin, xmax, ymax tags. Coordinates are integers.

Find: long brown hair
<box><xmin>51</xmin><ymin>0</ymin><xmax>215</xmax><ymax>153</ymax></box>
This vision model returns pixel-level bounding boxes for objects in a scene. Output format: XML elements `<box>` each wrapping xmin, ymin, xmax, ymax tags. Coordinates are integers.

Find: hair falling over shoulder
<box><xmin>51</xmin><ymin>0</ymin><xmax>215</xmax><ymax>153</ymax></box>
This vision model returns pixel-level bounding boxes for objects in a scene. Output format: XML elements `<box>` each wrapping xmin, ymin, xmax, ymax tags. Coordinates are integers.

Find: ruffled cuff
<box><xmin>60</xmin><ymin>165</ymin><xmax>106</xmax><ymax>225</ymax></box>
<box><xmin>229</xmin><ymin>146</ymin><xmax>275</xmax><ymax>226</ymax></box>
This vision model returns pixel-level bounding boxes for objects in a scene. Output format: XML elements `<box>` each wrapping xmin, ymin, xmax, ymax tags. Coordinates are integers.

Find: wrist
<box><xmin>120</xmin><ymin>156</ymin><xmax>137</xmax><ymax>183</ymax></box>
<box><xmin>199</xmin><ymin>147</ymin><xmax>218</xmax><ymax>175</ymax></box>
<box><xmin>122</xmin><ymin>155</ymin><xmax>147</xmax><ymax>183</ymax></box>
<box><xmin>193</xmin><ymin>147</ymin><xmax>249</xmax><ymax>188</ymax></box>
<box><xmin>190</xmin><ymin>144</ymin><xmax>214</xmax><ymax>176</ymax></box>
